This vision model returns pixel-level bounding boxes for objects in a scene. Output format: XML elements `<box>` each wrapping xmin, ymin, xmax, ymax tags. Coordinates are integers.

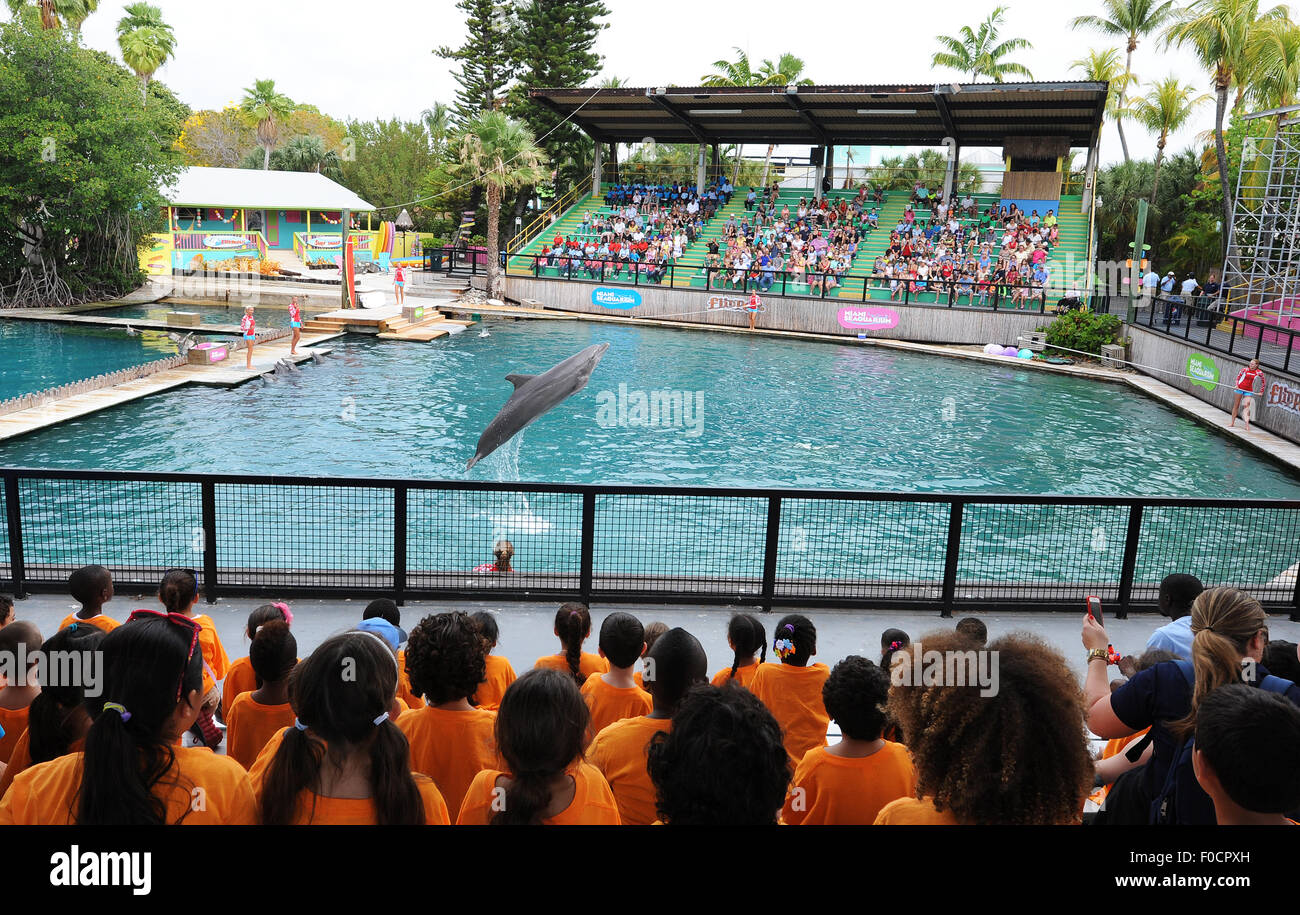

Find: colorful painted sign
<box><xmin>1186</xmin><ymin>352</ymin><xmax>1219</xmax><ymax>391</ymax></box>
<box><xmin>202</xmin><ymin>235</ymin><xmax>249</xmax><ymax>249</ymax></box>
<box><xmin>139</xmin><ymin>232</ymin><xmax>174</xmax><ymax>277</ymax></box>
<box><xmin>706</xmin><ymin>294</ymin><xmax>751</xmax><ymax>311</ymax></box>
<box><xmin>837</xmin><ymin>306</ymin><xmax>901</xmax><ymax>331</ymax></box>
<box><xmin>593</xmin><ymin>287</ymin><xmax>641</xmax><ymax>310</ymax></box>
<box><xmin>306</xmin><ymin>235</ymin><xmax>342</xmax><ymax>249</ymax></box>
<box><xmin>1266</xmin><ymin>380</ymin><xmax>1300</xmax><ymax>416</ymax></box>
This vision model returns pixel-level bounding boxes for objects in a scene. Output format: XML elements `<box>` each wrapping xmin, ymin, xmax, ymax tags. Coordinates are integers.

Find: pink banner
<box><xmin>837</xmin><ymin>306</ymin><xmax>900</xmax><ymax>331</ymax></box>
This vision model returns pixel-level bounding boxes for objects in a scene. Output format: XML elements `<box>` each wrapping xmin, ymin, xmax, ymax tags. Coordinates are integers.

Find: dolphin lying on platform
<box><xmin>467</xmin><ymin>342</ymin><xmax>610</xmax><ymax>471</ymax></box>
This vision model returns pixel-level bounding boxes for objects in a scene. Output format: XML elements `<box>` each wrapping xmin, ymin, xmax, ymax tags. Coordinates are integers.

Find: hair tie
<box><xmin>102</xmin><ymin>702</ymin><xmax>131</xmax><ymax>722</ymax></box>
<box><xmin>889</xmin><ymin>640</ymin><xmax>903</xmax><ymax>651</ymax></box>
<box><xmin>68</xmin><ymin>622</ymin><xmax>77</xmax><ymax>632</ymax></box>
<box><xmin>272</xmin><ymin>601</ymin><xmax>294</xmax><ymax>625</ymax></box>
<box><xmin>774</xmin><ymin>638</ymin><xmax>796</xmax><ymax>660</ymax></box>
<box><xmin>373</xmin><ymin>712</ymin><xmax>389</xmax><ymax>727</ymax></box>
<box><xmin>294</xmin><ymin>718</ymin><xmax>308</xmax><ymax>731</ymax></box>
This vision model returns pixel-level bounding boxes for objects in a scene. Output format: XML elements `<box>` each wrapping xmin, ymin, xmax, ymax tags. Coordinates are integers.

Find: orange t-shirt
<box><xmin>260</xmin><ymin>776</ymin><xmax>450</xmax><ymax>825</ymax></box>
<box><xmin>534</xmin><ymin>652</ymin><xmax>608</xmax><ymax>680</ymax></box>
<box><xmin>581</xmin><ymin>673</ymin><xmax>652</xmax><ymax>737</ymax></box>
<box><xmin>456</xmin><ymin>761</ymin><xmax>621</xmax><ymax>825</ymax></box>
<box><xmin>0</xmin><ymin>730</ymin><xmax>85</xmax><ymax>800</ymax></box>
<box><xmin>710</xmin><ymin>660</ymin><xmax>762</xmax><ymax>689</ymax></box>
<box><xmin>396</xmin><ymin>650</ymin><xmax>425</xmax><ymax>710</ymax></box>
<box><xmin>192</xmin><ymin>614</ymin><xmax>229</xmax><ymax>698</ymax></box>
<box><xmin>874</xmin><ymin>796</ymin><xmax>961</xmax><ymax>825</ymax></box>
<box><xmin>587</xmin><ymin>715</ymin><xmax>671</xmax><ymax>826</ymax></box>
<box><xmin>783</xmin><ymin>742</ymin><xmax>916</xmax><ymax>825</ymax></box>
<box><xmin>225</xmin><ymin>693</ymin><xmax>297</xmax><ymax>770</ymax></box>
<box><xmin>0</xmin><ymin>746</ymin><xmax>256</xmax><ymax>824</ymax></box>
<box><xmin>474</xmin><ymin>654</ymin><xmax>517</xmax><ymax>710</ymax></box>
<box><xmin>58</xmin><ymin>613</ymin><xmax>120</xmax><ymax>634</ymax></box>
<box><xmin>221</xmin><ymin>656</ymin><xmax>257</xmax><ymax>721</ymax></box>
<box><xmin>0</xmin><ymin>704</ymin><xmax>31</xmax><ymax>765</ymax></box>
<box><xmin>748</xmin><ymin>662</ymin><xmax>831</xmax><ymax>764</ymax></box>
<box><xmin>396</xmin><ymin>705</ymin><xmax>499</xmax><ymax>821</ymax></box>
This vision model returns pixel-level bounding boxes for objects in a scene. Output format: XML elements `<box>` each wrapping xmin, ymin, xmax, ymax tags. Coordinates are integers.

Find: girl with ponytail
<box><xmin>748</xmin><ymin>614</ymin><xmax>831</xmax><ymax>765</ymax></box>
<box><xmin>0</xmin><ymin>623</ymin><xmax>105</xmax><ymax>799</ymax></box>
<box><xmin>158</xmin><ymin>568</ymin><xmax>228</xmax><ymax>747</ymax></box>
<box><xmin>710</xmin><ymin>613</ymin><xmax>767</xmax><ymax>688</ymax></box>
<box><xmin>225</xmin><ymin>621</ymin><xmax>298</xmax><ymax>769</ymax></box>
<box><xmin>255</xmin><ymin>630</ymin><xmax>448</xmax><ymax>825</ymax></box>
<box><xmin>534</xmin><ymin>603</ymin><xmax>608</xmax><ymax>685</ymax></box>
<box><xmin>1085</xmin><ymin>587</ymin><xmax>1300</xmax><ymax>825</ymax></box>
<box><xmin>0</xmin><ymin>612</ymin><xmax>256</xmax><ymax>824</ymax></box>
<box><xmin>457</xmin><ymin>668</ymin><xmax>620</xmax><ymax>825</ymax></box>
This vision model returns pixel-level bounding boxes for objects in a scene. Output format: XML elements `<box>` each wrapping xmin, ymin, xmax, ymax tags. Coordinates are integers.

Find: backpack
<box><xmin>1149</xmin><ymin>660</ymin><xmax>1294</xmax><ymax>825</ymax></box>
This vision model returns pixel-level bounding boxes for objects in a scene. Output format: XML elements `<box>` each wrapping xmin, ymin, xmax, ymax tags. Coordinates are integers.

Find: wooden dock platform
<box><xmin>302</xmin><ymin>304</ymin><xmax>475</xmax><ymax>343</ymax></box>
<box><xmin>0</xmin><ymin>308</ymin><xmax>243</xmax><ymax>336</ymax></box>
<box><xmin>0</xmin><ymin>331</ymin><xmax>343</xmax><ymax>443</ymax></box>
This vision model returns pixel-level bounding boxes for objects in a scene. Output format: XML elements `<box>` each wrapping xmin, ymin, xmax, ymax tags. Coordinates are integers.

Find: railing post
<box><xmin>1117</xmin><ymin>503</ymin><xmax>1143</xmax><ymax>620</ymax></box>
<box><xmin>761</xmin><ymin>496</ymin><xmax>782</xmax><ymax>614</ymax></box>
<box><xmin>1228</xmin><ymin>318</ymin><xmax>1237</xmax><ymax>355</ymax></box>
<box><xmin>940</xmin><ymin>501</ymin><xmax>963</xmax><ymax>618</ymax></box>
<box><xmin>580</xmin><ymin>491</ymin><xmax>595</xmax><ymax>604</ymax></box>
<box><xmin>201</xmin><ymin>479</ymin><xmax>218</xmax><ymax>604</ymax></box>
<box><xmin>3</xmin><ymin>472</ymin><xmax>26</xmax><ymax>598</ymax></box>
<box><xmin>393</xmin><ymin>484</ymin><xmax>407</xmax><ymax>606</ymax></box>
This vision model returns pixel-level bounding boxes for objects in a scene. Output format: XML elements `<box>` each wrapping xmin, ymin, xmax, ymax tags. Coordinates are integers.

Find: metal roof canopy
<box><xmin>531</xmin><ymin>82</ymin><xmax>1107</xmax><ymax>148</ymax></box>
<box><xmin>161</xmin><ymin>166</ymin><xmax>376</xmax><ymax>211</ymax></box>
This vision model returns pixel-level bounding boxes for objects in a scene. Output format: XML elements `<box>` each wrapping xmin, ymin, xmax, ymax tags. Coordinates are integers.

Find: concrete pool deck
<box><xmin>0</xmin><ymin>331</ymin><xmax>343</xmax><ymax>443</ymax></box>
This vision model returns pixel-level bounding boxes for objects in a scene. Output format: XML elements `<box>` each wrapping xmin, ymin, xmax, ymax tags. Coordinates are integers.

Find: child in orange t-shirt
<box><xmin>589</xmin><ymin>627</ymin><xmax>708</xmax><ymax>825</ymax></box>
<box><xmin>226</xmin><ymin>621</ymin><xmax>298</xmax><ymax>770</ymax></box>
<box><xmin>0</xmin><ymin>621</ymin><xmax>42</xmax><ymax>764</ymax></box>
<box><xmin>633</xmin><ymin>621</ymin><xmax>668</xmax><ymax>690</ymax></box>
<box><xmin>0</xmin><ymin>622</ymin><xmax>105</xmax><ymax>799</ymax></box>
<box><xmin>0</xmin><ymin>593</ymin><xmax>12</xmax><ymax>628</ymax></box>
<box><xmin>363</xmin><ymin>599</ymin><xmax>424</xmax><ymax>710</ymax></box>
<box><xmin>398</xmin><ymin>611</ymin><xmax>500</xmax><ymax>820</ymax></box>
<box><xmin>783</xmin><ymin>656</ymin><xmax>915</xmax><ymax>825</ymax></box>
<box><xmin>0</xmin><ymin>611</ymin><xmax>256</xmax><ymax>824</ymax></box>
<box><xmin>534</xmin><ymin>602</ymin><xmax>608</xmax><ymax>684</ymax></box>
<box><xmin>748</xmin><ymin>614</ymin><xmax>831</xmax><ymax>765</ymax></box>
<box><xmin>221</xmin><ymin>602</ymin><xmax>294</xmax><ymax>723</ymax></box>
<box><xmin>457</xmin><ymin>668</ymin><xmax>620</xmax><ymax>825</ymax></box>
<box><xmin>469</xmin><ymin>611</ymin><xmax>516</xmax><ymax>710</ymax></box>
<box><xmin>159</xmin><ymin>569</ymin><xmax>227</xmax><ymax>748</ymax></box>
<box><xmin>710</xmin><ymin>613</ymin><xmax>767</xmax><ymax>689</ymax></box>
<box><xmin>581</xmin><ymin>613</ymin><xmax>652</xmax><ymax>736</ymax></box>
<box><xmin>59</xmin><ymin>565</ymin><xmax>120</xmax><ymax>633</ymax></box>
<box><xmin>254</xmin><ymin>629</ymin><xmax>448</xmax><ymax>825</ymax></box>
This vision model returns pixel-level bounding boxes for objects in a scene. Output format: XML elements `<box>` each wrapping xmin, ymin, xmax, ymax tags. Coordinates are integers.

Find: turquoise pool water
<box><xmin>3</xmin><ymin>319</ymin><xmax>1297</xmax><ymax>590</ymax></box>
<box><xmin>87</xmin><ymin>303</ymin><xmax>323</xmax><ymax>330</ymax></box>
<box><xmin>4</xmin><ymin>318</ymin><xmax>1299</xmax><ymax>497</ymax></box>
<box><xmin>0</xmin><ymin>320</ymin><xmax>177</xmax><ymax>401</ymax></box>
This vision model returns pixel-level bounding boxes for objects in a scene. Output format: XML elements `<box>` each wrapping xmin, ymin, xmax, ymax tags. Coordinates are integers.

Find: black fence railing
<box><xmin>501</xmin><ymin>251</ymin><xmax>1054</xmax><ymax>312</ymax></box>
<box><xmin>1135</xmin><ymin>295</ymin><xmax>1299</xmax><ymax>376</ymax></box>
<box><xmin>3</xmin><ymin>469</ymin><xmax>1298</xmax><ymax>618</ymax></box>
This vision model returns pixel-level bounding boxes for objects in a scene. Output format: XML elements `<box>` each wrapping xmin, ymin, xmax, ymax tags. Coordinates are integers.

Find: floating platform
<box><xmin>303</xmin><ymin>304</ymin><xmax>474</xmax><ymax>342</ymax></box>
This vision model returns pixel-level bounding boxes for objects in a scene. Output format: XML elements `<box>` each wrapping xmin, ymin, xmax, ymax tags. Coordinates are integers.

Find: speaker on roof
<box><xmin>809</xmin><ymin>147</ymin><xmax>824</xmax><ymax>166</ymax></box>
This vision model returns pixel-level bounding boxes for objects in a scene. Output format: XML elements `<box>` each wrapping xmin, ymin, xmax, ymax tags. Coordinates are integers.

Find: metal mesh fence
<box><xmin>956</xmin><ymin>503</ymin><xmax>1133</xmax><ymax>602</ymax></box>
<box><xmin>1132</xmin><ymin>505</ymin><xmax>1300</xmax><ymax>604</ymax></box>
<box><xmin>213</xmin><ymin>483</ymin><xmax>393</xmax><ymax>590</ymax></box>
<box><xmin>0</xmin><ymin>476</ymin><xmax>10</xmax><ymax>585</ymax></box>
<box><xmin>775</xmin><ymin>498</ymin><xmax>950</xmax><ymax>601</ymax></box>
<box><xmin>407</xmin><ymin>487</ymin><xmax>582</xmax><ymax>592</ymax></box>
<box><xmin>16</xmin><ymin>477</ymin><xmax>202</xmax><ymax>588</ymax></box>
<box><xmin>591</xmin><ymin>493</ymin><xmax>767</xmax><ymax>597</ymax></box>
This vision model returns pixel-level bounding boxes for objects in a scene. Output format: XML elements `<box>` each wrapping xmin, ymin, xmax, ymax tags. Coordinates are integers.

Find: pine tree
<box><xmin>507</xmin><ymin>0</ymin><xmax>609</xmax><ymax>187</ymax></box>
<box><xmin>435</xmin><ymin>0</ymin><xmax>516</xmax><ymax>125</ymax></box>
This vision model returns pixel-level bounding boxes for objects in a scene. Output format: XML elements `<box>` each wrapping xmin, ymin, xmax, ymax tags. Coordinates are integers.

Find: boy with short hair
<box><xmin>581</xmin><ymin>612</ymin><xmax>651</xmax><ymax>736</ymax></box>
<box><xmin>60</xmin><ymin>565</ymin><xmax>119</xmax><ymax>633</ymax></box>
<box><xmin>0</xmin><ymin>621</ymin><xmax>43</xmax><ymax>764</ymax></box>
<box><xmin>1193</xmin><ymin>684</ymin><xmax>1300</xmax><ymax>825</ymax></box>
<box><xmin>361</xmin><ymin>598</ymin><xmax>423</xmax><ymax>710</ymax></box>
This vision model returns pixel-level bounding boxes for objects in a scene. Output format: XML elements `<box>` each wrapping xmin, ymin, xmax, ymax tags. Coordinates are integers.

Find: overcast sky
<box><xmin>41</xmin><ymin>0</ymin><xmax>1295</xmax><ymax>167</ymax></box>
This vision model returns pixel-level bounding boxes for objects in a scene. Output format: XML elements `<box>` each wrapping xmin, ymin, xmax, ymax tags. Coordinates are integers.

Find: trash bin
<box><xmin>426</xmin><ymin>249</ymin><xmax>444</xmax><ymax>272</ymax></box>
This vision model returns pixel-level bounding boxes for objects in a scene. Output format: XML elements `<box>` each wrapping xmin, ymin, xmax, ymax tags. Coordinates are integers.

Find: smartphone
<box><xmin>1086</xmin><ymin>595</ymin><xmax>1104</xmax><ymax>626</ymax></box>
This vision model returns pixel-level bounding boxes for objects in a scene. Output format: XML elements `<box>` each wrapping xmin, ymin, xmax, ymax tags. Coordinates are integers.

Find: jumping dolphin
<box><xmin>467</xmin><ymin>342</ymin><xmax>610</xmax><ymax>471</ymax></box>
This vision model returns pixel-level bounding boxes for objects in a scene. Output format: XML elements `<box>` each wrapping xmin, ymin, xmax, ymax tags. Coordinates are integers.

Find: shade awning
<box><xmin>161</xmin><ymin>166</ymin><xmax>376</xmax><ymax>211</ymax></box>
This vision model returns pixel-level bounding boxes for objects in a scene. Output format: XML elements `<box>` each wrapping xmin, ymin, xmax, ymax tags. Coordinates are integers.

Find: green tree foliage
<box><xmin>0</xmin><ymin>16</ymin><xmax>186</xmax><ymax>305</ymax></box>
<box><xmin>1039</xmin><ymin>310</ymin><xmax>1124</xmax><ymax>355</ymax></box>
<box><xmin>115</xmin><ymin>1</ymin><xmax>175</xmax><ymax>104</ymax></box>
<box><xmin>931</xmin><ymin>5</ymin><xmax>1034</xmax><ymax>81</ymax></box>
<box><xmin>435</xmin><ymin>0</ymin><xmax>515</xmax><ymax>125</ymax></box>
<box><xmin>340</xmin><ymin>119</ymin><xmax>448</xmax><ymax>232</ymax></box>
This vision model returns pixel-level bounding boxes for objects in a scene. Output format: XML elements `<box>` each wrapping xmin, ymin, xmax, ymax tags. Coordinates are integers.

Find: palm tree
<box><xmin>1071</xmin><ymin>49</ymin><xmax>1140</xmax><ymax>167</ymax></box>
<box><xmin>275</xmin><ymin>135</ymin><xmax>341</xmax><ymax>177</ymax></box>
<box><xmin>932</xmin><ymin>6</ymin><xmax>1034</xmax><ymax>82</ymax></box>
<box><xmin>597</xmin><ymin>76</ymin><xmax>627</xmax><ymax>182</ymax></box>
<box><xmin>421</xmin><ymin>101</ymin><xmax>452</xmax><ymax>151</ymax></box>
<box><xmin>115</xmin><ymin>3</ymin><xmax>175</xmax><ymax>105</ymax></box>
<box><xmin>755</xmin><ymin>53</ymin><xmax>813</xmax><ymax>186</ymax></box>
<box><xmin>240</xmin><ymin>78</ymin><xmax>296</xmax><ymax>170</ymax></box>
<box><xmin>1163</xmin><ymin>0</ymin><xmax>1288</xmax><ymax>240</ymax></box>
<box><xmin>456</xmin><ymin>112</ymin><xmax>549</xmax><ymax>298</ymax></box>
<box><xmin>703</xmin><ymin>49</ymin><xmax>764</xmax><ymax>184</ymax></box>
<box><xmin>1246</xmin><ymin>17</ymin><xmax>1300</xmax><ymax>115</ymax></box>
<box><xmin>1071</xmin><ymin>0</ymin><xmax>1178</xmax><ymax>163</ymax></box>
<box><xmin>1129</xmin><ymin>77</ymin><xmax>1210</xmax><ymax>202</ymax></box>
<box><xmin>59</xmin><ymin>0</ymin><xmax>96</xmax><ymax>32</ymax></box>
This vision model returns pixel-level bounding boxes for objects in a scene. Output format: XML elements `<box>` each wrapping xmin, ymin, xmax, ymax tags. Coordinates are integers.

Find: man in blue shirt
<box><xmin>1143</xmin><ymin>573</ymin><xmax>1204</xmax><ymax>659</ymax></box>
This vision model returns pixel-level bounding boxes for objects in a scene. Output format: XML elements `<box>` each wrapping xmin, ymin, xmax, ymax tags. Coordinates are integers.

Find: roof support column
<box><xmin>697</xmin><ymin>144</ymin><xmax>707</xmax><ymax>195</ymax></box>
<box><xmin>813</xmin><ymin>147</ymin><xmax>825</xmax><ymax>197</ymax></box>
<box><xmin>824</xmin><ymin>144</ymin><xmax>834</xmax><ymax>193</ymax></box>
<box><xmin>592</xmin><ymin>139</ymin><xmax>603</xmax><ymax>197</ymax></box>
<box><xmin>942</xmin><ymin>137</ymin><xmax>958</xmax><ymax>201</ymax></box>
<box><xmin>1080</xmin><ymin>137</ymin><xmax>1098</xmax><ymax>214</ymax></box>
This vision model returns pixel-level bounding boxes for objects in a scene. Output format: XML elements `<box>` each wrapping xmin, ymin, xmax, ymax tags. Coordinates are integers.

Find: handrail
<box><xmin>507</xmin><ymin>183</ymin><xmax>586</xmax><ymax>253</ymax></box>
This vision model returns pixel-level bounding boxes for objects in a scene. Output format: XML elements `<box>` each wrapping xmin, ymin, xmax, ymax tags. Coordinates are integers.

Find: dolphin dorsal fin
<box><xmin>505</xmin><ymin>373</ymin><xmax>535</xmax><ymax>389</ymax></box>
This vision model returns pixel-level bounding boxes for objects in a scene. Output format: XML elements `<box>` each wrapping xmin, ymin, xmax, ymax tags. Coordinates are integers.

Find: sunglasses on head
<box><xmin>126</xmin><ymin>608</ymin><xmax>201</xmax><ymax>704</ymax></box>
